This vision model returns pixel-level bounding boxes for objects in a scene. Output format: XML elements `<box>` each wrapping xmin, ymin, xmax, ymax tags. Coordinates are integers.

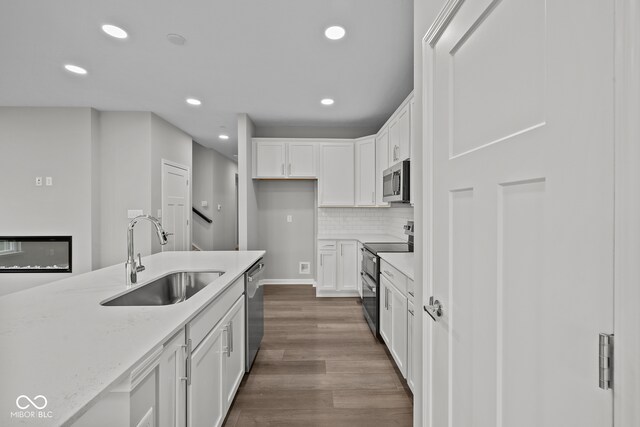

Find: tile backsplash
<box><xmin>318</xmin><ymin>207</ymin><xmax>414</xmax><ymax>240</ymax></box>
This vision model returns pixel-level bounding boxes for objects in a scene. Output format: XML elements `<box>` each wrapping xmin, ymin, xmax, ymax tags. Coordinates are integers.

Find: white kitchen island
<box><xmin>0</xmin><ymin>251</ymin><xmax>264</xmax><ymax>426</ymax></box>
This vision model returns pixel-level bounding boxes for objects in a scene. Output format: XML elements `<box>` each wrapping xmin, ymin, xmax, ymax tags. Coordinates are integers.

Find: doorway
<box><xmin>161</xmin><ymin>160</ymin><xmax>191</xmax><ymax>251</ymax></box>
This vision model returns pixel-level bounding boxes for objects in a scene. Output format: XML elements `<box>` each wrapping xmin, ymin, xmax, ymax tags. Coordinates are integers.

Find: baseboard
<box><xmin>315</xmin><ymin>289</ymin><xmax>360</xmax><ymax>298</ymax></box>
<box><xmin>260</xmin><ymin>279</ymin><xmax>316</xmax><ymax>286</ymax></box>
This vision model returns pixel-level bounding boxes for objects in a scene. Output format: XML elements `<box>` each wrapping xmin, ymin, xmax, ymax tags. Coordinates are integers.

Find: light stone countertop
<box><xmin>0</xmin><ymin>250</ymin><xmax>264</xmax><ymax>426</ymax></box>
<box><xmin>317</xmin><ymin>233</ymin><xmax>404</xmax><ymax>243</ymax></box>
<box><xmin>379</xmin><ymin>252</ymin><xmax>415</xmax><ymax>281</ymax></box>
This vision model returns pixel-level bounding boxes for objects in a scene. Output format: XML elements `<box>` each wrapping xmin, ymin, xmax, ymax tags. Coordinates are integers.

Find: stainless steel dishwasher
<box><xmin>245</xmin><ymin>259</ymin><xmax>265</xmax><ymax>372</ymax></box>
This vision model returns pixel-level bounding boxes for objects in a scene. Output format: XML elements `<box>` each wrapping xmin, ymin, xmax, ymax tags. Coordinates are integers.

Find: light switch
<box><xmin>217</xmin><ymin>204</ymin><xmax>222</xmax><ymax>211</ymax></box>
<box><xmin>201</xmin><ymin>201</ymin><xmax>208</xmax><ymax>208</ymax></box>
<box><xmin>157</xmin><ymin>209</ymin><xmax>162</xmax><ymax>219</ymax></box>
<box><xmin>35</xmin><ymin>177</ymin><xmax>42</xmax><ymax>186</ymax></box>
<box><xmin>45</xmin><ymin>177</ymin><xmax>53</xmax><ymax>186</ymax></box>
<box><xmin>127</xmin><ymin>209</ymin><xmax>144</xmax><ymax>219</ymax></box>
<box><xmin>287</xmin><ymin>215</ymin><xmax>293</xmax><ymax>223</ymax></box>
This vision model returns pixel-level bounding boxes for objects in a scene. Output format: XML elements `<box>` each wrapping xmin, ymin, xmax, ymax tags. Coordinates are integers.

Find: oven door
<box><xmin>361</xmin><ymin>271</ymin><xmax>378</xmax><ymax>335</ymax></box>
<box><xmin>361</xmin><ymin>247</ymin><xmax>377</xmax><ymax>279</ymax></box>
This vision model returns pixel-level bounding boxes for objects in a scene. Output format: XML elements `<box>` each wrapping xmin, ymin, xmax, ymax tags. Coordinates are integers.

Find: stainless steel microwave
<box><xmin>382</xmin><ymin>160</ymin><xmax>410</xmax><ymax>203</ymax></box>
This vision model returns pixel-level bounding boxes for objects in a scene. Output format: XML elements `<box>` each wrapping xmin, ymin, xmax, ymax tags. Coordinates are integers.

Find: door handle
<box><xmin>424</xmin><ymin>296</ymin><xmax>443</xmax><ymax>321</ymax></box>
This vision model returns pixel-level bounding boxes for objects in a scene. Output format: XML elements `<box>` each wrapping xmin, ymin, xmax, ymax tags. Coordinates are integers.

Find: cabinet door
<box><xmin>357</xmin><ymin>243</ymin><xmax>364</xmax><ymax>298</ymax></box>
<box><xmin>288</xmin><ymin>142</ymin><xmax>316</xmax><ymax>178</ymax></box>
<box><xmin>379</xmin><ymin>276</ymin><xmax>392</xmax><ymax>346</ymax></box>
<box><xmin>389</xmin><ymin>105</ymin><xmax>410</xmax><ymax>164</ymax></box>
<box><xmin>407</xmin><ymin>300</ymin><xmax>415</xmax><ymax>392</ymax></box>
<box><xmin>375</xmin><ymin>130</ymin><xmax>389</xmax><ymax>207</ymax></box>
<box><xmin>355</xmin><ymin>138</ymin><xmax>376</xmax><ymax>206</ymax></box>
<box><xmin>337</xmin><ymin>241</ymin><xmax>358</xmax><ymax>291</ymax></box>
<box><xmin>389</xmin><ymin>283</ymin><xmax>408</xmax><ymax>377</ymax></box>
<box><xmin>255</xmin><ymin>141</ymin><xmax>286</xmax><ymax>178</ymax></box>
<box><xmin>159</xmin><ymin>330</ymin><xmax>187</xmax><ymax>427</ymax></box>
<box><xmin>223</xmin><ymin>297</ymin><xmax>245</xmax><ymax>411</ymax></box>
<box><xmin>319</xmin><ymin>143</ymin><xmax>355</xmax><ymax>206</ymax></box>
<box><xmin>318</xmin><ymin>250</ymin><xmax>337</xmax><ymax>290</ymax></box>
<box><xmin>188</xmin><ymin>320</ymin><xmax>225</xmax><ymax>427</ymax></box>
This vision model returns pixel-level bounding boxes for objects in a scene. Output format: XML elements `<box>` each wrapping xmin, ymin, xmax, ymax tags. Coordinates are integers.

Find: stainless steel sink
<box><xmin>101</xmin><ymin>271</ymin><xmax>224</xmax><ymax>306</ymax></box>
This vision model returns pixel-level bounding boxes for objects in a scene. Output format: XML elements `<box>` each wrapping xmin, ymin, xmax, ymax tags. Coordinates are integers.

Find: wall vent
<box><xmin>299</xmin><ymin>262</ymin><xmax>311</xmax><ymax>274</ymax></box>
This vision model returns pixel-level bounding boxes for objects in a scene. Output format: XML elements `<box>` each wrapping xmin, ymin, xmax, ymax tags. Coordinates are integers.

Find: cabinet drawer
<box><xmin>189</xmin><ymin>275</ymin><xmax>244</xmax><ymax>350</ymax></box>
<box><xmin>380</xmin><ymin>260</ymin><xmax>407</xmax><ymax>296</ymax></box>
<box><xmin>318</xmin><ymin>240</ymin><xmax>337</xmax><ymax>250</ymax></box>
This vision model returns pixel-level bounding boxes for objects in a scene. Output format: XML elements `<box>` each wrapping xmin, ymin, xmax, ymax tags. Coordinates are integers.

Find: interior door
<box><xmin>287</xmin><ymin>142</ymin><xmax>316</xmax><ymax>177</ymax></box>
<box><xmin>223</xmin><ymin>297</ymin><xmax>245</xmax><ymax>411</ymax></box>
<box><xmin>162</xmin><ymin>162</ymin><xmax>189</xmax><ymax>251</ymax></box>
<box><xmin>423</xmin><ymin>0</ymin><xmax>614</xmax><ymax>426</ymax></box>
<box><xmin>337</xmin><ymin>241</ymin><xmax>358</xmax><ymax>291</ymax></box>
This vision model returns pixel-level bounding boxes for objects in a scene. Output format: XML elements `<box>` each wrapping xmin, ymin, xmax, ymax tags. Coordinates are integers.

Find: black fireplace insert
<box><xmin>0</xmin><ymin>236</ymin><xmax>72</xmax><ymax>273</ymax></box>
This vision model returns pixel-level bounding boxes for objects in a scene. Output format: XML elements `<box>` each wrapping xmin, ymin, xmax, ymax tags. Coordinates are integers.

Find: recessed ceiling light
<box><xmin>186</xmin><ymin>98</ymin><xmax>202</xmax><ymax>106</ymax></box>
<box><xmin>64</xmin><ymin>64</ymin><xmax>87</xmax><ymax>75</ymax></box>
<box><xmin>167</xmin><ymin>33</ymin><xmax>187</xmax><ymax>46</ymax></box>
<box><xmin>324</xmin><ymin>26</ymin><xmax>346</xmax><ymax>40</ymax></box>
<box><xmin>102</xmin><ymin>24</ymin><xmax>128</xmax><ymax>39</ymax></box>
<box><xmin>321</xmin><ymin>98</ymin><xmax>335</xmax><ymax>106</ymax></box>
<box><xmin>219</xmin><ymin>134</ymin><xmax>229</xmax><ymax>140</ymax></box>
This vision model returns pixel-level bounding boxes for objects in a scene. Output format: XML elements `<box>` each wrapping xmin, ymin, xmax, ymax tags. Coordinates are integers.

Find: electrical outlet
<box><xmin>35</xmin><ymin>177</ymin><xmax>42</xmax><ymax>186</ymax></box>
<box><xmin>217</xmin><ymin>204</ymin><xmax>222</xmax><ymax>211</ymax></box>
<box><xmin>201</xmin><ymin>201</ymin><xmax>208</xmax><ymax>208</ymax></box>
<box><xmin>127</xmin><ymin>209</ymin><xmax>144</xmax><ymax>219</ymax></box>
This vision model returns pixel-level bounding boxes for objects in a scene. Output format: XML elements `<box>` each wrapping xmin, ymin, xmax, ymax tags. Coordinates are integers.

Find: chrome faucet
<box><xmin>126</xmin><ymin>215</ymin><xmax>170</xmax><ymax>286</ymax></box>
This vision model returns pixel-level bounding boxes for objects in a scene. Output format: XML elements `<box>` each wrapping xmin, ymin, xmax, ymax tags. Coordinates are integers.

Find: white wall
<box><xmin>0</xmin><ymin>107</ymin><xmax>95</xmax><ymax>295</ymax></box>
<box><xmin>238</xmin><ymin>114</ymin><xmax>259</xmax><ymax>250</ymax></box>
<box><xmin>192</xmin><ymin>141</ymin><xmax>238</xmax><ymax>251</ymax></box>
<box><xmin>257</xmin><ymin>180</ymin><xmax>316</xmax><ymax>280</ymax></box>
<box><xmin>97</xmin><ymin>112</ymin><xmax>152</xmax><ymax>268</ymax></box>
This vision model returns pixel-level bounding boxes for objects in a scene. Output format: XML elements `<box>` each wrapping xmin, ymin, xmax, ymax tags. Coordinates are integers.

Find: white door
<box><xmin>389</xmin><ymin>283</ymin><xmax>407</xmax><ymax>377</ymax></box>
<box><xmin>255</xmin><ymin>141</ymin><xmax>286</xmax><ymax>178</ymax></box>
<box><xmin>379</xmin><ymin>275</ymin><xmax>392</xmax><ymax>346</ymax></box>
<box><xmin>389</xmin><ymin>104</ymin><xmax>410</xmax><ymax>164</ymax></box>
<box><xmin>319</xmin><ymin>143</ymin><xmax>355</xmax><ymax>206</ymax></box>
<box><xmin>355</xmin><ymin>137</ymin><xmax>376</xmax><ymax>206</ymax></box>
<box><xmin>423</xmin><ymin>0</ymin><xmax>614</xmax><ymax>426</ymax></box>
<box><xmin>287</xmin><ymin>142</ymin><xmax>316</xmax><ymax>178</ymax></box>
<box><xmin>158</xmin><ymin>330</ymin><xmax>187</xmax><ymax>427</ymax></box>
<box><xmin>162</xmin><ymin>162</ymin><xmax>190</xmax><ymax>252</ymax></box>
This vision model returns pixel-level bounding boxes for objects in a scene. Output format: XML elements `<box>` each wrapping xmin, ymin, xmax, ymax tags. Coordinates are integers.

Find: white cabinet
<box><xmin>337</xmin><ymin>241</ymin><xmax>358</xmax><ymax>291</ymax></box>
<box><xmin>287</xmin><ymin>142</ymin><xmax>316</xmax><ymax>177</ymax></box>
<box><xmin>318</xmin><ymin>250</ymin><xmax>337</xmax><ymax>290</ymax></box>
<box><xmin>188</xmin><ymin>295</ymin><xmax>245</xmax><ymax>427</ymax></box>
<box><xmin>255</xmin><ymin>141</ymin><xmax>287</xmax><ymax>178</ymax></box>
<box><xmin>375</xmin><ymin>130</ymin><xmax>390</xmax><ymax>207</ymax></box>
<box><xmin>159</xmin><ymin>330</ymin><xmax>187</xmax><ymax>427</ymax></box>
<box><xmin>355</xmin><ymin>136</ymin><xmax>376</xmax><ymax>206</ymax></box>
<box><xmin>407</xmin><ymin>299</ymin><xmax>415</xmax><ymax>393</ymax></box>
<box><xmin>389</xmin><ymin>103</ymin><xmax>411</xmax><ymax>165</ymax></box>
<box><xmin>380</xmin><ymin>275</ymin><xmax>392</xmax><ymax>345</ymax></box>
<box><xmin>317</xmin><ymin>240</ymin><xmax>359</xmax><ymax>295</ymax></box>
<box><xmin>357</xmin><ymin>242</ymin><xmax>364</xmax><ymax>298</ymax></box>
<box><xmin>389</xmin><ymin>283</ymin><xmax>408</xmax><ymax>377</ymax></box>
<box><xmin>254</xmin><ymin>140</ymin><xmax>317</xmax><ymax>179</ymax></box>
<box><xmin>319</xmin><ymin>143</ymin><xmax>355</xmax><ymax>206</ymax></box>
<box><xmin>379</xmin><ymin>263</ymin><xmax>409</xmax><ymax>379</ymax></box>
<box><xmin>188</xmin><ymin>316</ymin><xmax>226</xmax><ymax>427</ymax></box>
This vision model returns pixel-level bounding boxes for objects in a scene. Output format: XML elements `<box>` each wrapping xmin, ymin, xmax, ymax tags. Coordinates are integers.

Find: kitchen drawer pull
<box><xmin>180</xmin><ymin>338</ymin><xmax>192</xmax><ymax>386</ymax></box>
<box><xmin>228</xmin><ymin>320</ymin><xmax>233</xmax><ymax>354</ymax></box>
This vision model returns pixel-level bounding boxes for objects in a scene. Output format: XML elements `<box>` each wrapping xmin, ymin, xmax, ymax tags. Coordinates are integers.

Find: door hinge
<box><xmin>599</xmin><ymin>333</ymin><xmax>613</xmax><ymax>390</ymax></box>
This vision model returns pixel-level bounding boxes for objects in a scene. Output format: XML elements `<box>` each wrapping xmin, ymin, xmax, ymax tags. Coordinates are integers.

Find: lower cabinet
<box><xmin>317</xmin><ymin>240</ymin><xmax>359</xmax><ymax>296</ymax></box>
<box><xmin>189</xmin><ymin>296</ymin><xmax>245</xmax><ymax>427</ymax></box>
<box><xmin>159</xmin><ymin>329</ymin><xmax>187</xmax><ymax>427</ymax></box>
<box><xmin>380</xmin><ymin>273</ymin><xmax>408</xmax><ymax>379</ymax></box>
<box><xmin>407</xmin><ymin>299</ymin><xmax>415</xmax><ymax>393</ymax></box>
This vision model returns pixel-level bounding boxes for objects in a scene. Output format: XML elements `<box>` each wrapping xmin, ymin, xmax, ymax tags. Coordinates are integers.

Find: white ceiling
<box><xmin>0</xmin><ymin>0</ymin><xmax>413</xmax><ymax>159</ymax></box>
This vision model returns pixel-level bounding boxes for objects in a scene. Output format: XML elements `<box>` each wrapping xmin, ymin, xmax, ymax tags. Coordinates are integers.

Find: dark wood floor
<box><xmin>223</xmin><ymin>285</ymin><xmax>413</xmax><ymax>426</ymax></box>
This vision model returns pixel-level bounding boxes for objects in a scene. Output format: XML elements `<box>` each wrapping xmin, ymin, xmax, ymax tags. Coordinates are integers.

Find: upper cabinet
<box><xmin>255</xmin><ymin>141</ymin><xmax>287</xmax><ymax>178</ymax></box>
<box><xmin>375</xmin><ymin>130</ymin><xmax>390</xmax><ymax>207</ymax></box>
<box><xmin>388</xmin><ymin>102</ymin><xmax>411</xmax><ymax>165</ymax></box>
<box><xmin>355</xmin><ymin>136</ymin><xmax>376</xmax><ymax>206</ymax></box>
<box><xmin>253</xmin><ymin>139</ymin><xmax>317</xmax><ymax>179</ymax></box>
<box><xmin>319</xmin><ymin>142</ymin><xmax>355</xmax><ymax>206</ymax></box>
